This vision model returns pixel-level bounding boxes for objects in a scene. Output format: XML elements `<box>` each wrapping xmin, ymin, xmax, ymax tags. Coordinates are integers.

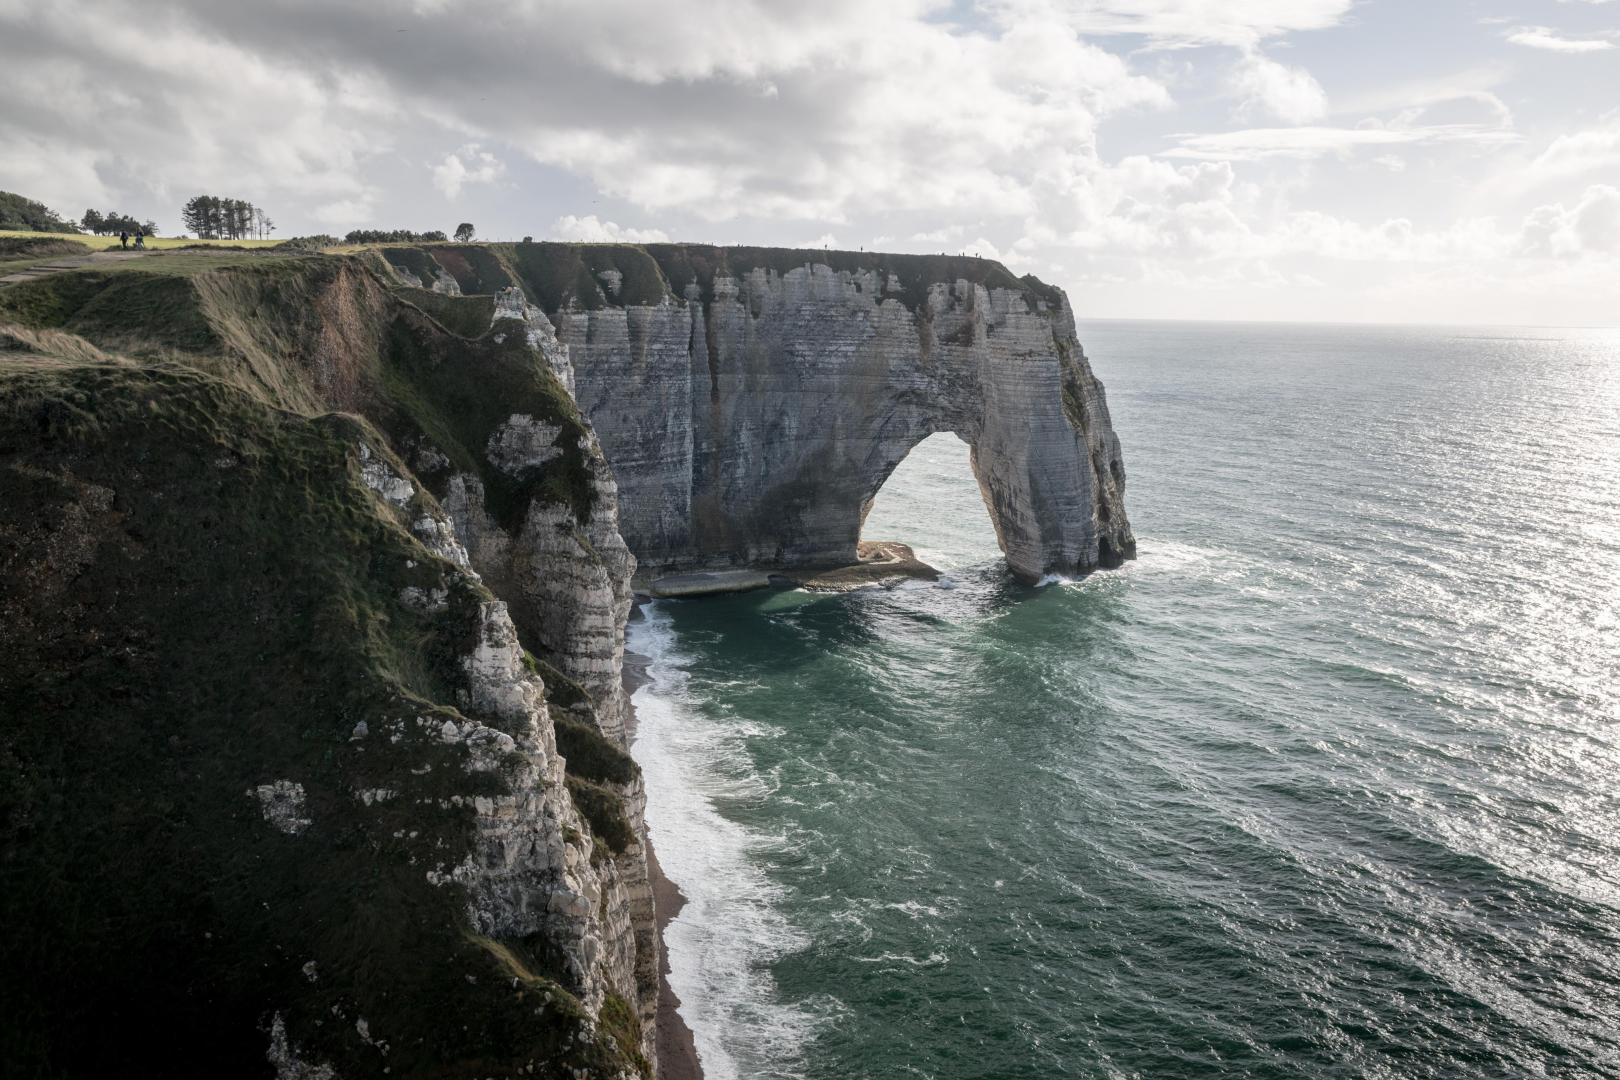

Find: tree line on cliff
<box><xmin>3</xmin><ymin>188</ymin><xmax>476</xmax><ymax>246</ymax></box>
<box><xmin>178</xmin><ymin>195</ymin><xmax>275</xmax><ymax>240</ymax></box>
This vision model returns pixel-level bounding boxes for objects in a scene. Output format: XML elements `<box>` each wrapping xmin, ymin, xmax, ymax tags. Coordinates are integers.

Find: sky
<box><xmin>1</xmin><ymin>0</ymin><xmax>1617</xmax><ymax>325</ymax></box>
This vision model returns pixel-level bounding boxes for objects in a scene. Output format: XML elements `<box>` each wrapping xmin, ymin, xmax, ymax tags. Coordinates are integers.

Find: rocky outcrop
<box><xmin>453</xmin><ymin>599</ymin><xmax>641</xmax><ymax>1025</ymax></box>
<box><xmin>0</xmin><ymin>356</ymin><xmax>651</xmax><ymax>1079</ymax></box>
<box><xmin>550</xmin><ymin>247</ymin><xmax>1134</xmax><ymax>582</ymax></box>
<box><xmin>0</xmin><ymin>256</ymin><xmax>657</xmax><ymax>1078</ymax></box>
<box><xmin>0</xmin><ymin>240</ymin><xmax>1132</xmax><ymax>1080</ymax></box>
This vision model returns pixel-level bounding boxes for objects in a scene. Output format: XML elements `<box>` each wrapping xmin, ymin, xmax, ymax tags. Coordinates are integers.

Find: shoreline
<box><xmin>622</xmin><ymin>626</ymin><xmax>705</xmax><ymax>1080</ymax></box>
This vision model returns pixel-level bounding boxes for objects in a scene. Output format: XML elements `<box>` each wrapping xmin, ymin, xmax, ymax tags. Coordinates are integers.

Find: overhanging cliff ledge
<box><xmin>380</xmin><ymin>242</ymin><xmax>1136</xmax><ymax>583</ymax></box>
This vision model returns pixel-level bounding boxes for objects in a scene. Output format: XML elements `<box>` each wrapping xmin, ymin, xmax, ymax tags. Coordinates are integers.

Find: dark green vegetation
<box><xmin>644</xmin><ymin>244</ymin><xmax>1066</xmax><ymax>313</ymax></box>
<box><xmin>399</xmin><ymin>285</ymin><xmax>497</xmax><ymax>338</ymax></box>
<box><xmin>0</xmin><ymin>190</ymin><xmax>81</xmax><ymax>233</ymax></box>
<box><xmin>179</xmin><ymin>193</ymin><xmax>272</xmax><ymax>240</ymax></box>
<box><xmin>553</xmin><ymin>711</ymin><xmax>638</xmax><ymax>787</ymax></box>
<box><xmin>345</xmin><ymin>228</ymin><xmax>449</xmax><ymax>244</ymax></box>
<box><xmin>600</xmin><ymin>994</ymin><xmax>654</xmax><ymax>1080</ymax></box>
<box><xmin>0</xmin><ymin>249</ymin><xmax>644</xmax><ymax>1078</ymax></box>
<box><xmin>275</xmin><ymin>233</ymin><xmax>341</xmax><ymax>251</ymax></box>
<box><xmin>383</xmin><ymin>244</ymin><xmax>515</xmax><ymax>295</ymax></box>
<box><xmin>565</xmin><ymin>778</ymin><xmax>636</xmax><ymax>855</ymax></box>
<box><xmin>373</xmin><ymin>240</ymin><xmax>1064</xmax><ymax>318</ymax></box>
<box><xmin>79</xmin><ymin>207</ymin><xmax>160</xmax><ymax>236</ymax></box>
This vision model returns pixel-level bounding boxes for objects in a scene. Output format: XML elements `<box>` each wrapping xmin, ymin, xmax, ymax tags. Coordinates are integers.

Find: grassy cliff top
<box><xmin>367</xmin><ymin>240</ymin><xmax>1067</xmax><ymax>315</ymax></box>
<box><xmin>0</xmin><ymin>226</ymin><xmax>282</xmax><ymax>251</ymax></box>
<box><xmin>1</xmin><ymin>239</ymin><xmax>1065</xmax><ymax>322</ymax></box>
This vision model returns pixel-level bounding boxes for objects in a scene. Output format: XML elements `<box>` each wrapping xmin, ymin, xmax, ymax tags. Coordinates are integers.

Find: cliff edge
<box><xmin>375</xmin><ymin>243</ymin><xmax>1136</xmax><ymax>583</ymax></box>
<box><xmin>0</xmin><ymin>240</ymin><xmax>1132</xmax><ymax>1079</ymax></box>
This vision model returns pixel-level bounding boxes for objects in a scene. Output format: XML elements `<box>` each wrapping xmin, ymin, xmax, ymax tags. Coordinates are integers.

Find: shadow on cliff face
<box><xmin>0</xmin><ymin>251</ymin><xmax>655</xmax><ymax>1077</ymax></box>
<box><xmin>0</xmin><ymin>358</ymin><xmax>647</xmax><ymax>1078</ymax></box>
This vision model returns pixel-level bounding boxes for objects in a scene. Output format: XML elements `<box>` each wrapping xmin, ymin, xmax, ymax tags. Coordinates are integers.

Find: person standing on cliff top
<box><xmin>118</xmin><ymin>230</ymin><xmax>128</xmax><ymax>249</ymax></box>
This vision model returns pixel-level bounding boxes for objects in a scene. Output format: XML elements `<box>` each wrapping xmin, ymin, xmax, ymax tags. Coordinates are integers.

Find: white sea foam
<box><xmin>629</xmin><ymin>604</ymin><xmax>817</xmax><ymax>1080</ymax></box>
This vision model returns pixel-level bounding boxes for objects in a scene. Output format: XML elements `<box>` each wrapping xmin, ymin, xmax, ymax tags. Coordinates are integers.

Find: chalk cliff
<box><xmin>0</xmin><ymin>258</ymin><xmax>655</xmax><ymax>1078</ymax></box>
<box><xmin>0</xmin><ymin>240</ymin><xmax>1132</xmax><ymax>1079</ymax></box>
<box><xmin>544</xmin><ymin>247</ymin><xmax>1135</xmax><ymax>582</ymax></box>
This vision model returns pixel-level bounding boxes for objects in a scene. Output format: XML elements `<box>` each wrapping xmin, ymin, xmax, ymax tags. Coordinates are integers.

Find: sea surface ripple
<box><xmin>630</xmin><ymin>321</ymin><xmax>1620</xmax><ymax>1079</ymax></box>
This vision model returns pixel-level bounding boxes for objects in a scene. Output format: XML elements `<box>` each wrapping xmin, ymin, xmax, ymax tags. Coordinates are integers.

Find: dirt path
<box><xmin>0</xmin><ymin>250</ymin><xmax>147</xmax><ymax>286</ymax></box>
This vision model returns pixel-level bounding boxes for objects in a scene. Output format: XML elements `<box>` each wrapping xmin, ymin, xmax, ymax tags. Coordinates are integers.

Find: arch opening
<box><xmin>859</xmin><ymin>431</ymin><xmax>1002</xmax><ymax>572</ymax></box>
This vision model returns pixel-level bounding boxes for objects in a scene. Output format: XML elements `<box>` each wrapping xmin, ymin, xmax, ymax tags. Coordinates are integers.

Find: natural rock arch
<box><xmin>551</xmin><ymin>250</ymin><xmax>1134</xmax><ymax>583</ymax></box>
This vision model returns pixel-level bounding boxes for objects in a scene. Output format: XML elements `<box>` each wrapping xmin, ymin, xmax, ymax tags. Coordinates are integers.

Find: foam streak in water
<box><xmin>629</xmin><ymin>604</ymin><xmax>815</xmax><ymax>1080</ymax></box>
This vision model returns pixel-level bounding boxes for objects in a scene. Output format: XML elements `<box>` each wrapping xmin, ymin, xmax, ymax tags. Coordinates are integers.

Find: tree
<box><xmin>0</xmin><ymin>190</ymin><xmax>82</xmax><ymax>233</ymax></box>
<box><xmin>181</xmin><ymin>194</ymin><xmax>269</xmax><ymax>240</ymax></box>
<box><xmin>342</xmin><ymin>228</ymin><xmax>449</xmax><ymax>244</ymax></box>
<box><xmin>82</xmin><ymin>209</ymin><xmax>105</xmax><ymax>234</ymax></box>
<box><xmin>182</xmin><ymin>195</ymin><xmax>217</xmax><ymax>239</ymax></box>
<box><xmin>454</xmin><ymin>222</ymin><xmax>475</xmax><ymax>242</ymax></box>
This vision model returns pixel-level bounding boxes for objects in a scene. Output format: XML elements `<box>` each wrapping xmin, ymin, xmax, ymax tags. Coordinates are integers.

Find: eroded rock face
<box><xmin>557</xmin><ymin>260</ymin><xmax>1134</xmax><ymax>582</ymax></box>
<box><xmin>453</xmin><ymin>600</ymin><xmax>641</xmax><ymax>1021</ymax></box>
<box><xmin>430</xmin><ymin>296</ymin><xmax>652</xmax><ymax>1058</ymax></box>
<box><xmin>361</xmin><ymin>439</ymin><xmax>652</xmax><ymax>1060</ymax></box>
<box><xmin>495</xmin><ymin>285</ymin><xmax>577</xmax><ymax>395</ymax></box>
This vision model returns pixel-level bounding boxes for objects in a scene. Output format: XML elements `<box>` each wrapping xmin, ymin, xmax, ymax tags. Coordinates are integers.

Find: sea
<box><xmin>628</xmin><ymin>320</ymin><xmax>1620</xmax><ymax>1080</ymax></box>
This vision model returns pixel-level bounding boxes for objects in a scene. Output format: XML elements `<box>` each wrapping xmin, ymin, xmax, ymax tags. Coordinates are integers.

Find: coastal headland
<box><xmin>0</xmin><ymin>239</ymin><xmax>1132</xmax><ymax>1077</ymax></box>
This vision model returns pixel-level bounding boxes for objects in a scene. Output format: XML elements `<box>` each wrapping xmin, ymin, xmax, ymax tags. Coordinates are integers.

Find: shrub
<box><xmin>274</xmin><ymin>235</ymin><xmax>339</xmax><ymax>251</ymax></box>
<box><xmin>343</xmin><ymin>228</ymin><xmax>449</xmax><ymax>244</ymax></box>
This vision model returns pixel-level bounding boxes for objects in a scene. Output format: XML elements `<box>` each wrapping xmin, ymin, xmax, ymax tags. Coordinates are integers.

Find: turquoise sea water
<box><xmin>630</xmin><ymin>321</ymin><xmax>1620</xmax><ymax>1080</ymax></box>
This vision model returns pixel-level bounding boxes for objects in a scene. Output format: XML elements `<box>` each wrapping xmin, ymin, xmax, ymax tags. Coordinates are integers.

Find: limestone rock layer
<box><xmin>546</xmin><ymin>248</ymin><xmax>1136</xmax><ymax>582</ymax></box>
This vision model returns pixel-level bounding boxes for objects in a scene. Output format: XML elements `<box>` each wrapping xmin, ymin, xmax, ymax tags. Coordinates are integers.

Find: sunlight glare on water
<box><xmin>632</xmin><ymin>321</ymin><xmax>1620</xmax><ymax>1080</ymax></box>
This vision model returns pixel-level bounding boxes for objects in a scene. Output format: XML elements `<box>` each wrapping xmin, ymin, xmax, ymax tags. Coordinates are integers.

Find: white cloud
<box><xmin>1527</xmin><ymin>119</ymin><xmax>1620</xmax><ymax>183</ymax></box>
<box><xmin>1505</xmin><ymin>26</ymin><xmax>1615</xmax><ymax>52</ymax></box>
<box><xmin>1167</xmin><ymin>123</ymin><xmax>1518</xmax><ymax>161</ymax></box>
<box><xmin>3</xmin><ymin>0</ymin><xmax>1616</xmax><ymax>325</ymax></box>
<box><xmin>431</xmin><ymin>145</ymin><xmax>504</xmax><ymax>199</ymax></box>
<box><xmin>0</xmin><ymin>3</ymin><xmax>384</xmax><ymax>229</ymax></box>
<box><xmin>1228</xmin><ymin>51</ymin><xmax>1328</xmax><ymax>123</ymax></box>
<box><xmin>1520</xmin><ymin>185</ymin><xmax>1620</xmax><ymax>256</ymax></box>
<box><xmin>505</xmin><ymin>11</ymin><xmax>1170</xmax><ymax>224</ymax></box>
<box><xmin>985</xmin><ymin>0</ymin><xmax>1355</xmax><ymax>47</ymax></box>
<box><xmin>547</xmin><ymin>214</ymin><xmax>670</xmax><ymax>243</ymax></box>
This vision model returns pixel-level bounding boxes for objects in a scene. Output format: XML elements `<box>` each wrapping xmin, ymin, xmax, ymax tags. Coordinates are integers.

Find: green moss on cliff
<box><xmin>0</xmin><ymin>249</ymin><xmax>640</xmax><ymax>1073</ymax></box>
<box><xmin>0</xmin><ymin>357</ymin><xmax>640</xmax><ymax>1078</ymax></box>
<box><xmin>378</xmin><ymin>305</ymin><xmax>598</xmax><ymax>527</ymax></box>
<box><xmin>0</xmin><ymin>268</ymin><xmax>219</xmax><ymax>353</ymax></box>
<box><xmin>350</xmin><ymin>240</ymin><xmax>1064</xmax><ymax>319</ymax></box>
<box><xmin>0</xmin><ymin>254</ymin><xmax>599</xmax><ymax>530</ymax></box>
<box><xmin>553</xmin><ymin>711</ymin><xmax>638</xmax><ymax>786</ymax></box>
<box><xmin>379</xmin><ymin>244</ymin><xmax>442</xmax><ymax>286</ymax></box>
<box><xmin>397</xmin><ymin>286</ymin><xmax>497</xmax><ymax>339</ymax></box>
<box><xmin>644</xmin><ymin>244</ymin><xmax>1064</xmax><ymax>313</ymax></box>
<box><xmin>564</xmin><ymin>777</ymin><xmax>635</xmax><ymax>855</ymax></box>
<box><xmin>431</xmin><ymin>244</ymin><xmax>518</xmax><ymax>294</ymax></box>
<box><xmin>601</xmin><ymin>993</ymin><xmax>654</xmax><ymax>1080</ymax></box>
<box><xmin>506</xmin><ymin>242</ymin><xmax>669</xmax><ymax>312</ymax></box>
